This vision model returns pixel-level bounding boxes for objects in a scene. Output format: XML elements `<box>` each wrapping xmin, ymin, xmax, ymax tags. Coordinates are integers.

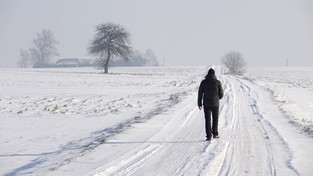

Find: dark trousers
<box><xmin>203</xmin><ymin>106</ymin><xmax>219</xmax><ymax>138</ymax></box>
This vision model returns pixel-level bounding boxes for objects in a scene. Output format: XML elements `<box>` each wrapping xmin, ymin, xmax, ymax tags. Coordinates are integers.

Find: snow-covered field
<box><xmin>0</xmin><ymin>66</ymin><xmax>312</xmax><ymax>176</ymax></box>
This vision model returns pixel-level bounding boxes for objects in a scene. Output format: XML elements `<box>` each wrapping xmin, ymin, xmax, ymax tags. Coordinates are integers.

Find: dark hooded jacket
<box><xmin>198</xmin><ymin>73</ymin><xmax>223</xmax><ymax>107</ymax></box>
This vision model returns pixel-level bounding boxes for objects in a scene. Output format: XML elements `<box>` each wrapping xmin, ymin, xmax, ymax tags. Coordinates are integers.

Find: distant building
<box><xmin>54</xmin><ymin>58</ymin><xmax>95</xmax><ymax>67</ymax></box>
<box><xmin>56</xmin><ymin>58</ymin><xmax>80</xmax><ymax>67</ymax></box>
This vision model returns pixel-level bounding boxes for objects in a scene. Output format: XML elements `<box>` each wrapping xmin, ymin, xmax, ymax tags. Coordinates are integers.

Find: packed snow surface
<box><xmin>0</xmin><ymin>66</ymin><xmax>312</xmax><ymax>176</ymax></box>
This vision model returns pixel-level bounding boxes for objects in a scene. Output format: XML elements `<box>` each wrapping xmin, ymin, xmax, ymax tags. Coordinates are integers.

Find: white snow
<box><xmin>0</xmin><ymin>66</ymin><xmax>312</xmax><ymax>176</ymax></box>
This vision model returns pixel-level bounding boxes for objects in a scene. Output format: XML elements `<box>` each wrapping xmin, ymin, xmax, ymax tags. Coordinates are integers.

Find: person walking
<box><xmin>198</xmin><ymin>68</ymin><xmax>223</xmax><ymax>141</ymax></box>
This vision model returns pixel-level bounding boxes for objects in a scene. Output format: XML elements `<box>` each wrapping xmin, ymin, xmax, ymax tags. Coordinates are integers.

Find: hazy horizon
<box><xmin>0</xmin><ymin>0</ymin><xmax>313</xmax><ymax>68</ymax></box>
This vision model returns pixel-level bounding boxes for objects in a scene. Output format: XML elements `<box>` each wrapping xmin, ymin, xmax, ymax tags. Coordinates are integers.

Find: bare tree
<box><xmin>30</xmin><ymin>29</ymin><xmax>59</xmax><ymax>67</ymax></box>
<box><xmin>221</xmin><ymin>51</ymin><xmax>247</xmax><ymax>75</ymax></box>
<box><xmin>144</xmin><ymin>49</ymin><xmax>159</xmax><ymax>66</ymax></box>
<box><xmin>88</xmin><ymin>23</ymin><xmax>132</xmax><ymax>73</ymax></box>
<box><xmin>17</xmin><ymin>48</ymin><xmax>31</xmax><ymax>68</ymax></box>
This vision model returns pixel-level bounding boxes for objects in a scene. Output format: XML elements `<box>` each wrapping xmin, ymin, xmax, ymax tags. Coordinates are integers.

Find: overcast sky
<box><xmin>0</xmin><ymin>0</ymin><xmax>313</xmax><ymax>68</ymax></box>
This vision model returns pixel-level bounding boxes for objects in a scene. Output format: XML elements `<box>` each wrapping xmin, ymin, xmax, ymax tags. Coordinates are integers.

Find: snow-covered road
<box><xmin>1</xmin><ymin>66</ymin><xmax>312</xmax><ymax>176</ymax></box>
<box><xmin>86</xmin><ymin>74</ymin><xmax>307</xmax><ymax>176</ymax></box>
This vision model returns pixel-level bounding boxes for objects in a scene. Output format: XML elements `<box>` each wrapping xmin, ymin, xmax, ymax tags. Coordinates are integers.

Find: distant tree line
<box><xmin>109</xmin><ymin>49</ymin><xmax>158</xmax><ymax>67</ymax></box>
<box><xmin>18</xmin><ymin>23</ymin><xmax>246</xmax><ymax>75</ymax></box>
<box><xmin>18</xmin><ymin>23</ymin><xmax>159</xmax><ymax>73</ymax></box>
<box><xmin>18</xmin><ymin>29</ymin><xmax>59</xmax><ymax>68</ymax></box>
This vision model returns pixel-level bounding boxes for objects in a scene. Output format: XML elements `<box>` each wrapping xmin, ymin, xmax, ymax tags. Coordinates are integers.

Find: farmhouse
<box><xmin>55</xmin><ymin>58</ymin><xmax>79</xmax><ymax>67</ymax></box>
<box><xmin>55</xmin><ymin>58</ymin><xmax>94</xmax><ymax>67</ymax></box>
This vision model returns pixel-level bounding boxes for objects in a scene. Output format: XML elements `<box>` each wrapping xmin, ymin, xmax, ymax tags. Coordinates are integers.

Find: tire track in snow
<box><xmin>217</xmin><ymin>77</ymin><xmax>244</xmax><ymax>176</ymax></box>
<box><xmin>96</xmin><ymin>144</ymin><xmax>164</xmax><ymax>176</ymax></box>
<box><xmin>215</xmin><ymin>76</ymin><xmax>276</xmax><ymax>175</ymax></box>
<box><xmin>237</xmin><ymin>78</ymin><xmax>277</xmax><ymax>176</ymax></box>
<box><xmin>238</xmin><ymin>79</ymin><xmax>299</xmax><ymax>175</ymax></box>
<box><xmin>92</xmin><ymin>94</ymin><xmax>202</xmax><ymax>176</ymax></box>
<box><xmin>217</xmin><ymin>76</ymin><xmax>298</xmax><ymax>176</ymax></box>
